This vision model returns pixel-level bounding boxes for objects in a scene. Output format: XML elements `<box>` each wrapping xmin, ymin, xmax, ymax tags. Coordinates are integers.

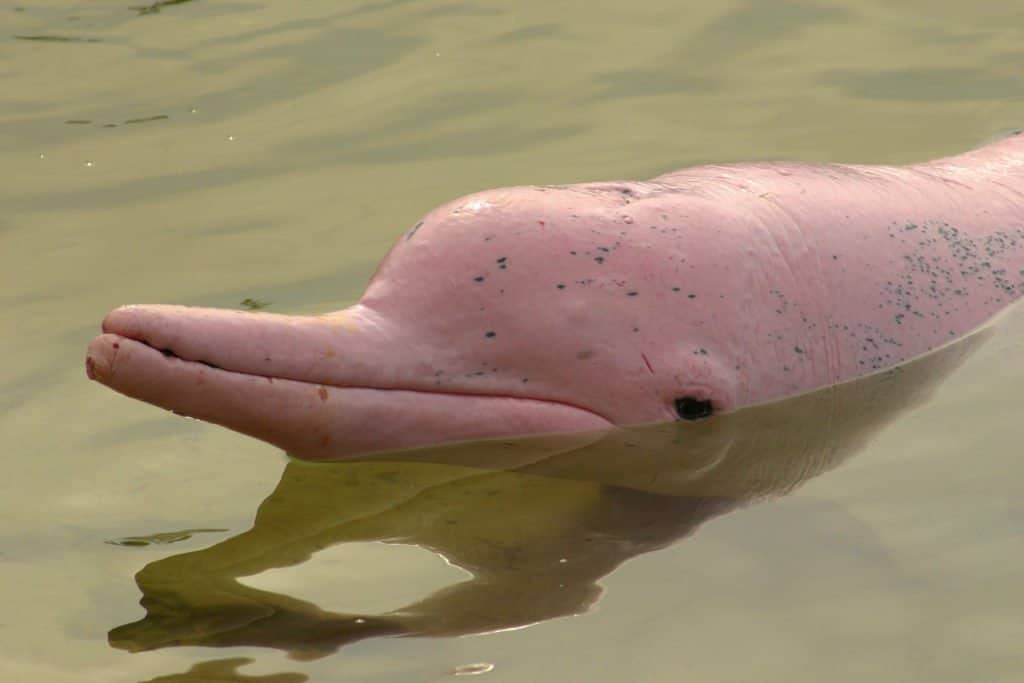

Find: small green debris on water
<box><xmin>14</xmin><ymin>35</ymin><xmax>103</xmax><ymax>43</ymax></box>
<box><xmin>132</xmin><ymin>0</ymin><xmax>198</xmax><ymax>16</ymax></box>
<box><xmin>106</xmin><ymin>528</ymin><xmax>228</xmax><ymax>547</ymax></box>
<box><xmin>124</xmin><ymin>115</ymin><xmax>169</xmax><ymax>125</ymax></box>
<box><xmin>451</xmin><ymin>662</ymin><xmax>495</xmax><ymax>676</ymax></box>
<box><xmin>240</xmin><ymin>298</ymin><xmax>271</xmax><ymax>310</ymax></box>
<box><xmin>62</xmin><ymin>115</ymin><xmax>169</xmax><ymax>128</ymax></box>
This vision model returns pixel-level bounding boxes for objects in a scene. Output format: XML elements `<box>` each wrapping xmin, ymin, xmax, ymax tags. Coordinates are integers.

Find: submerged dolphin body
<box><xmin>86</xmin><ymin>134</ymin><xmax>1024</xmax><ymax>459</ymax></box>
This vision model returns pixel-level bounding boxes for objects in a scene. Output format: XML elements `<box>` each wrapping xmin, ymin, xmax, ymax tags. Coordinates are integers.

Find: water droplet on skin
<box><xmin>463</xmin><ymin>199</ymin><xmax>492</xmax><ymax>212</ymax></box>
<box><xmin>38</xmin><ymin>153</ymin><xmax>45</xmax><ymax>159</ymax></box>
<box><xmin>189</xmin><ymin>107</ymin><xmax>197</xmax><ymax>113</ymax></box>
<box><xmin>84</xmin><ymin>160</ymin><xmax>93</xmax><ymax>167</ymax></box>
<box><xmin>226</xmin><ymin>135</ymin><xmax>235</xmax><ymax>142</ymax></box>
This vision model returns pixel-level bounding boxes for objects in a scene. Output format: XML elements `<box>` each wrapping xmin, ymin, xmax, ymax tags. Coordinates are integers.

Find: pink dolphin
<box><xmin>86</xmin><ymin>132</ymin><xmax>1024</xmax><ymax>460</ymax></box>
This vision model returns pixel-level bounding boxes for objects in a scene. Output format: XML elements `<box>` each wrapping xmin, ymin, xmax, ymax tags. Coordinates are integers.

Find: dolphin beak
<box><xmin>85</xmin><ymin>305</ymin><xmax>612</xmax><ymax>459</ymax></box>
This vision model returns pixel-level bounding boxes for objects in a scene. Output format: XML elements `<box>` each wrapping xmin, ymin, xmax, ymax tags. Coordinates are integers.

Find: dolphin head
<box><xmin>87</xmin><ymin>183</ymin><xmax>749</xmax><ymax>459</ymax></box>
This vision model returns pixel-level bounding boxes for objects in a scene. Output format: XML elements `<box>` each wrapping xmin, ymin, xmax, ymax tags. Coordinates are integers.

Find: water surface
<box><xmin>2</xmin><ymin>1</ymin><xmax>1022</xmax><ymax>681</ymax></box>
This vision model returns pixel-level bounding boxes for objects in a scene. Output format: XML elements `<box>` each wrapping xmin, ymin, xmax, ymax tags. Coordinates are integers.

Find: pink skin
<box><xmin>86</xmin><ymin>133</ymin><xmax>1024</xmax><ymax>460</ymax></box>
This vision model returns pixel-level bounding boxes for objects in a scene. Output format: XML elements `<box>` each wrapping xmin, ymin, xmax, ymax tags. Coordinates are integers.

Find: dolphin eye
<box><xmin>674</xmin><ymin>397</ymin><xmax>713</xmax><ymax>421</ymax></box>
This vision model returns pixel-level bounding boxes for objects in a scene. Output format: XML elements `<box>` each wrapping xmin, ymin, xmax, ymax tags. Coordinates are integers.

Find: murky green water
<box><xmin>2</xmin><ymin>1</ymin><xmax>1022</xmax><ymax>681</ymax></box>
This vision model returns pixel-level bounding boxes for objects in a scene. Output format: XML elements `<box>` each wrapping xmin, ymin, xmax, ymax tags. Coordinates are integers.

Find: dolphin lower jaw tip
<box><xmin>85</xmin><ymin>334</ymin><xmax>123</xmax><ymax>384</ymax></box>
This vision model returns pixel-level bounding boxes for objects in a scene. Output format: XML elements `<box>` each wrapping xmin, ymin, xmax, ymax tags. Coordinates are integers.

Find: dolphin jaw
<box><xmin>86</xmin><ymin>320</ymin><xmax>616</xmax><ymax>460</ymax></box>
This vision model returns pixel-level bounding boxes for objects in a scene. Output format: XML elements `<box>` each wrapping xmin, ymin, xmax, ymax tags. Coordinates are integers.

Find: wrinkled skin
<box><xmin>86</xmin><ymin>133</ymin><xmax>1024</xmax><ymax>460</ymax></box>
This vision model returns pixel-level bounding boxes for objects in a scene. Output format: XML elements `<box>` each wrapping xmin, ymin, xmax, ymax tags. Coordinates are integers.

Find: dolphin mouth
<box><xmin>86</xmin><ymin>306</ymin><xmax>614</xmax><ymax>460</ymax></box>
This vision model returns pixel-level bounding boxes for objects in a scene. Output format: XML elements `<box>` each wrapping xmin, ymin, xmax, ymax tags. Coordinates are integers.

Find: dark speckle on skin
<box><xmin>687</xmin><ymin>293</ymin><xmax>696</xmax><ymax>299</ymax></box>
<box><xmin>485</xmin><ymin>331</ymin><xmax>496</xmax><ymax>338</ymax></box>
<box><xmin>473</xmin><ymin>276</ymin><xmax>485</xmax><ymax>282</ymax></box>
<box><xmin>859</xmin><ymin>221</ymin><xmax>1024</xmax><ymax>372</ymax></box>
<box><xmin>556</xmin><ymin>284</ymin><xmax>566</xmax><ymax>289</ymax></box>
<box><xmin>627</xmin><ymin>291</ymin><xmax>638</xmax><ymax>297</ymax></box>
<box><xmin>405</xmin><ymin>221</ymin><xmax>423</xmax><ymax>241</ymax></box>
<box><xmin>594</xmin><ymin>256</ymin><xmax>605</xmax><ymax>264</ymax></box>
<box><xmin>672</xmin><ymin>287</ymin><xmax>680</xmax><ymax>292</ymax></box>
<box><xmin>844</xmin><ymin>222</ymin><xmax>1010</xmax><ymax>367</ymax></box>
<box><xmin>794</xmin><ymin>346</ymin><xmax>804</xmax><ymax>354</ymax></box>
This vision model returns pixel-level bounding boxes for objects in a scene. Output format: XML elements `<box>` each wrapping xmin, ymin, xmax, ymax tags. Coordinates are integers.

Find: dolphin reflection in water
<box><xmin>109</xmin><ymin>325</ymin><xmax>990</xmax><ymax>660</ymax></box>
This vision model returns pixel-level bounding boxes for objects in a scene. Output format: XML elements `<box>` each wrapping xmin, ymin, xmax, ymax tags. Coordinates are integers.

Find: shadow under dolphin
<box><xmin>109</xmin><ymin>323</ymin><xmax>990</xmax><ymax>660</ymax></box>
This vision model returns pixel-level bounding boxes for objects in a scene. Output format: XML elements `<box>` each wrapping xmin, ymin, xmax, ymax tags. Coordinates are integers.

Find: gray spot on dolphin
<box><xmin>405</xmin><ymin>221</ymin><xmax>423</xmax><ymax>240</ymax></box>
